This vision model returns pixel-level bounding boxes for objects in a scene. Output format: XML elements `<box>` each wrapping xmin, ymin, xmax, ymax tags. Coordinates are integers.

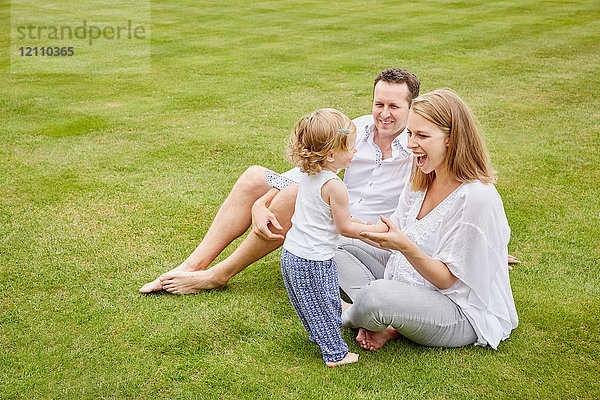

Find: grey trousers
<box><xmin>335</xmin><ymin>238</ymin><xmax>477</xmax><ymax>347</ymax></box>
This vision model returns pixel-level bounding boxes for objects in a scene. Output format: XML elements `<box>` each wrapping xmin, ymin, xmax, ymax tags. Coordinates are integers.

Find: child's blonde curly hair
<box><xmin>288</xmin><ymin>108</ymin><xmax>355</xmax><ymax>175</ymax></box>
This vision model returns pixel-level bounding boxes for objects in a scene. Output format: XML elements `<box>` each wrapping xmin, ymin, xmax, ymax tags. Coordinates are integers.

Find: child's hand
<box><xmin>357</xmin><ymin>217</ymin><xmax>389</xmax><ymax>234</ymax></box>
<box><xmin>360</xmin><ymin>216</ymin><xmax>408</xmax><ymax>250</ymax></box>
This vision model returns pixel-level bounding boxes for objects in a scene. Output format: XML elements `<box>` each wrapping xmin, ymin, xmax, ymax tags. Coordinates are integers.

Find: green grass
<box><xmin>1</xmin><ymin>0</ymin><xmax>599</xmax><ymax>398</ymax></box>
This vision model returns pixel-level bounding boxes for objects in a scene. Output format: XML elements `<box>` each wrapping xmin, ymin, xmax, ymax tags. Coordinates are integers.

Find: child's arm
<box><xmin>323</xmin><ymin>179</ymin><xmax>388</xmax><ymax>239</ymax></box>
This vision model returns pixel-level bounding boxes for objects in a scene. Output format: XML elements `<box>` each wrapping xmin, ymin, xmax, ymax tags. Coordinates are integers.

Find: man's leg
<box><xmin>158</xmin><ymin>182</ymin><xmax>299</xmax><ymax>294</ymax></box>
<box><xmin>139</xmin><ymin>165</ymin><xmax>273</xmax><ymax>293</ymax></box>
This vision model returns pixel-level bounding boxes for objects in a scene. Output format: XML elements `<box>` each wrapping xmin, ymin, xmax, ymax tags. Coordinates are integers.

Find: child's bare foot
<box><xmin>325</xmin><ymin>352</ymin><xmax>359</xmax><ymax>367</ymax></box>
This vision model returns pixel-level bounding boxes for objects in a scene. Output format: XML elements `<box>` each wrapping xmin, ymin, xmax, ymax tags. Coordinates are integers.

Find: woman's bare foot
<box><xmin>356</xmin><ymin>328</ymin><xmax>368</xmax><ymax>349</ymax></box>
<box><xmin>358</xmin><ymin>326</ymin><xmax>401</xmax><ymax>350</ymax></box>
<box><xmin>325</xmin><ymin>352</ymin><xmax>359</xmax><ymax>367</ymax></box>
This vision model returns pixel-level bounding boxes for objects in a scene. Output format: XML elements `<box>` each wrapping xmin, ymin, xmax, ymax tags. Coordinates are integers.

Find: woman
<box><xmin>340</xmin><ymin>89</ymin><xmax>518</xmax><ymax>350</ymax></box>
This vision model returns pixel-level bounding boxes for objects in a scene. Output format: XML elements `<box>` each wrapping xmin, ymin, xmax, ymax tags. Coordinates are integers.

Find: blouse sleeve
<box><xmin>431</xmin><ymin>185</ymin><xmax>518</xmax><ymax>348</ymax></box>
<box><xmin>435</xmin><ymin>219</ymin><xmax>508</xmax><ymax>305</ymax></box>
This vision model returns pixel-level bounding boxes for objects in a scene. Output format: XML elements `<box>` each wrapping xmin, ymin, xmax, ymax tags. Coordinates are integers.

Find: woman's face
<box><xmin>406</xmin><ymin>111</ymin><xmax>449</xmax><ymax>175</ymax></box>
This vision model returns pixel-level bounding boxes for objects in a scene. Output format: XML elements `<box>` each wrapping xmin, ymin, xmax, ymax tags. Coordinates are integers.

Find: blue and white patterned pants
<box><xmin>281</xmin><ymin>249</ymin><xmax>349</xmax><ymax>363</ymax></box>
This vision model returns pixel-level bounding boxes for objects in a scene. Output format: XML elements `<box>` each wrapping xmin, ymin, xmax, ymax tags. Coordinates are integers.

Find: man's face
<box><xmin>372</xmin><ymin>81</ymin><xmax>411</xmax><ymax>140</ymax></box>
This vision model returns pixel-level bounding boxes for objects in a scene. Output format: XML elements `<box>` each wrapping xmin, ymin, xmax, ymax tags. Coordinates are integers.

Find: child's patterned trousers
<box><xmin>281</xmin><ymin>249</ymin><xmax>349</xmax><ymax>363</ymax></box>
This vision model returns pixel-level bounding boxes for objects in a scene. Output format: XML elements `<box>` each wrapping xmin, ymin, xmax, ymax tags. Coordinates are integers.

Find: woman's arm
<box><xmin>360</xmin><ymin>216</ymin><xmax>458</xmax><ymax>290</ymax></box>
<box><xmin>324</xmin><ymin>179</ymin><xmax>388</xmax><ymax>239</ymax></box>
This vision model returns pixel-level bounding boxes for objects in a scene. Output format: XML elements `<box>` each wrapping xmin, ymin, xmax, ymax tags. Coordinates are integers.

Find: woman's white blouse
<box><xmin>386</xmin><ymin>182</ymin><xmax>518</xmax><ymax>349</ymax></box>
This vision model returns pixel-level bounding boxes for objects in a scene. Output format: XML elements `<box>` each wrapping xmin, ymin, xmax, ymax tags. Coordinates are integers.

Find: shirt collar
<box><xmin>365</xmin><ymin>123</ymin><xmax>410</xmax><ymax>159</ymax></box>
<box><xmin>363</xmin><ymin>123</ymin><xmax>374</xmax><ymax>142</ymax></box>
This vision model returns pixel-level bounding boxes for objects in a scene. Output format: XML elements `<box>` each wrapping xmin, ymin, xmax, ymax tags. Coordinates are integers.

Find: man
<box><xmin>140</xmin><ymin>68</ymin><xmax>422</xmax><ymax>294</ymax></box>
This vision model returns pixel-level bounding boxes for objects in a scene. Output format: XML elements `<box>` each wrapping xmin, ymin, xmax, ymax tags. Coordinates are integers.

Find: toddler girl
<box><xmin>281</xmin><ymin>108</ymin><xmax>388</xmax><ymax>367</ymax></box>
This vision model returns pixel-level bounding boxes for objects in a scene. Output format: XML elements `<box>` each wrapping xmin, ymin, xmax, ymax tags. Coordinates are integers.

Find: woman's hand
<box><xmin>361</xmin><ymin>216</ymin><xmax>457</xmax><ymax>290</ymax></box>
<box><xmin>359</xmin><ymin>216</ymin><xmax>410</xmax><ymax>251</ymax></box>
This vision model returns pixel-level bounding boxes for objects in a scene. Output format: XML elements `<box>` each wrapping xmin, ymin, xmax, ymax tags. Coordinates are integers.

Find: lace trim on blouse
<box><xmin>385</xmin><ymin>184</ymin><xmax>466</xmax><ymax>285</ymax></box>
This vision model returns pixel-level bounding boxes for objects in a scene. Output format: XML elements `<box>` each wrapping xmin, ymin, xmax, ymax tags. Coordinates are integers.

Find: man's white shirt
<box><xmin>344</xmin><ymin>115</ymin><xmax>412</xmax><ymax>223</ymax></box>
<box><xmin>278</xmin><ymin>115</ymin><xmax>413</xmax><ymax>224</ymax></box>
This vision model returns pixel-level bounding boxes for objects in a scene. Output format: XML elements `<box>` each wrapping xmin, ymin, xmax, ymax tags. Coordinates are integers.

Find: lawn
<box><xmin>1</xmin><ymin>0</ymin><xmax>599</xmax><ymax>398</ymax></box>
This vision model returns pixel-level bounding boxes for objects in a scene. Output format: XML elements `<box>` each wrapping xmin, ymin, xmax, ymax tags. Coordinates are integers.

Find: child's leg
<box><xmin>318</xmin><ymin>259</ymin><xmax>358</xmax><ymax>366</ymax></box>
<box><xmin>282</xmin><ymin>252</ymin><xmax>352</xmax><ymax>363</ymax></box>
<box><xmin>281</xmin><ymin>250</ymin><xmax>316</xmax><ymax>341</ymax></box>
<box><xmin>323</xmin><ymin>259</ymin><xmax>358</xmax><ymax>367</ymax></box>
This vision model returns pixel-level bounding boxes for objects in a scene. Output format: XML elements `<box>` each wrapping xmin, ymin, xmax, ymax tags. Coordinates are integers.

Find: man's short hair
<box><xmin>374</xmin><ymin>68</ymin><xmax>420</xmax><ymax>104</ymax></box>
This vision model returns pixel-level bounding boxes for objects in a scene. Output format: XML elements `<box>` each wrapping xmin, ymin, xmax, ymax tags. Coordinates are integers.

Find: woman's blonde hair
<box><xmin>410</xmin><ymin>89</ymin><xmax>497</xmax><ymax>191</ymax></box>
<box><xmin>288</xmin><ymin>108</ymin><xmax>355</xmax><ymax>174</ymax></box>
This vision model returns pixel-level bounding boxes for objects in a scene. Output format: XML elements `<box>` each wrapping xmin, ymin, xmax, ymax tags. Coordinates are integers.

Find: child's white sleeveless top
<box><xmin>283</xmin><ymin>170</ymin><xmax>342</xmax><ymax>261</ymax></box>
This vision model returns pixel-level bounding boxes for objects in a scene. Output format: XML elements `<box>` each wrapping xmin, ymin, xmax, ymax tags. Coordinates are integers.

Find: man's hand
<box><xmin>251</xmin><ymin>189</ymin><xmax>285</xmax><ymax>240</ymax></box>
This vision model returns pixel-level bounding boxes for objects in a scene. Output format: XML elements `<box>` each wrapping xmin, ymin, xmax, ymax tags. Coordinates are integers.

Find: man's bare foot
<box><xmin>139</xmin><ymin>262</ymin><xmax>205</xmax><ymax>294</ymax></box>
<box><xmin>159</xmin><ymin>268</ymin><xmax>227</xmax><ymax>294</ymax></box>
<box><xmin>358</xmin><ymin>326</ymin><xmax>401</xmax><ymax>350</ymax></box>
<box><xmin>139</xmin><ymin>278</ymin><xmax>163</xmax><ymax>293</ymax></box>
<box><xmin>325</xmin><ymin>352</ymin><xmax>359</xmax><ymax>367</ymax></box>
